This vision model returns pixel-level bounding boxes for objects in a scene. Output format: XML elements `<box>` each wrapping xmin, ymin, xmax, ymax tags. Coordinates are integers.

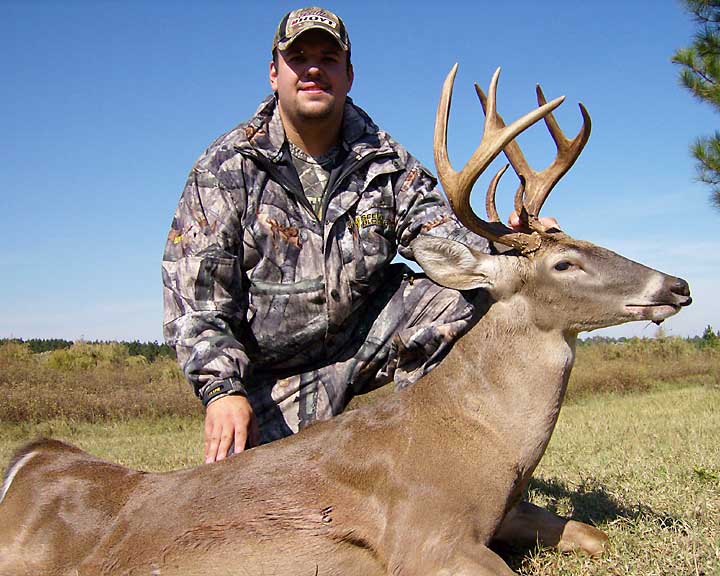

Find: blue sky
<box><xmin>1</xmin><ymin>0</ymin><xmax>717</xmax><ymax>342</ymax></box>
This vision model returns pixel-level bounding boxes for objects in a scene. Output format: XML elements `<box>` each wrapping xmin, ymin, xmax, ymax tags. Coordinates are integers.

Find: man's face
<box><xmin>270</xmin><ymin>29</ymin><xmax>354</xmax><ymax>125</ymax></box>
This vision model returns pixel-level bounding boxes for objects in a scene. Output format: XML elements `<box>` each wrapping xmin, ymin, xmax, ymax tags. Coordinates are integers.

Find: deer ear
<box><xmin>411</xmin><ymin>235</ymin><xmax>494</xmax><ymax>291</ymax></box>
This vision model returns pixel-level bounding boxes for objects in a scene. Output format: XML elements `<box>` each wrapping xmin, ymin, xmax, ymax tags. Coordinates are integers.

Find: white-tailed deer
<box><xmin>0</xmin><ymin>66</ymin><xmax>690</xmax><ymax>575</ymax></box>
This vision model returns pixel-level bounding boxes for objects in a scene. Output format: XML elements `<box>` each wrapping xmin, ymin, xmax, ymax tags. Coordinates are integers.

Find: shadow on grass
<box><xmin>528</xmin><ymin>476</ymin><xmax>685</xmax><ymax>529</ymax></box>
<box><xmin>492</xmin><ymin>475</ymin><xmax>687</xmax><ymax>570</ymax></box>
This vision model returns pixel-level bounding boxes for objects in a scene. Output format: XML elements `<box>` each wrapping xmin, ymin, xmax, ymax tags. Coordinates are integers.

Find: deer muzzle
<box><xmin>625</xmin><ymin>275</ymin><xmax>691</xmax><ymax>323</ymax></box>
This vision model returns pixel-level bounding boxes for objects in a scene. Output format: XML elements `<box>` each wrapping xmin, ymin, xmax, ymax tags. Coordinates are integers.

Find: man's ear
<box><xmin>269</xmin><ymin>60</ymin><xmax>278</xmax><ymax>91</ymax></box>
<box><xmin>347</xmin><ymin>61</ymin><xmax>354</xmax><ymax>92</ymax></box>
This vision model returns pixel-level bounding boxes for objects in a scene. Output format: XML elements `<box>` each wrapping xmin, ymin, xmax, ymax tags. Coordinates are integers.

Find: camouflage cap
<box><xmin>272</xmin><ymin>7</ymin><xmax>350</xmax><ymax>53</ymax></box>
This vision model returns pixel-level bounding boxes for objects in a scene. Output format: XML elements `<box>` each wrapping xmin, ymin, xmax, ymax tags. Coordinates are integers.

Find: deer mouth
<box><xmin>624</xmin><ymin>302</ymin><xmax>685</xmax><ymax>322</ymax></box>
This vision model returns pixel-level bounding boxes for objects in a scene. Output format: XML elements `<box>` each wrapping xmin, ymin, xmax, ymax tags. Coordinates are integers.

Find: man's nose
<box><xmin>305</xmin><ymin>63</ymin><xmax>323</xmax><ymax>77</ymax></box>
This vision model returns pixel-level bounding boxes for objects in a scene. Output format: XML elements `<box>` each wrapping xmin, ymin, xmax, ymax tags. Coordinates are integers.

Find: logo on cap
<box><xmin>273</xmin><ymin>6</ymin><xmax>350</xmax><ymax>53</ymax></box>
<box><xmin>290</xmin><ymin>14</ymin><xmax>337</xmax><ymax>30</ymax></box>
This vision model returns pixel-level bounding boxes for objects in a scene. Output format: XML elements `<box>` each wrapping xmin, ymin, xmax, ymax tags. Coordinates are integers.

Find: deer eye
<box><xmin>554</xmin><ymin>260</ymin><xmax>573</xmax><ymax>271</ymax></box>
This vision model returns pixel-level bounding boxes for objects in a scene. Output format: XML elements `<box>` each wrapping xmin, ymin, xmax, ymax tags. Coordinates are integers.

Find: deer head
<box><xmin>414</xmin><ymin>65</ymin><xmax>691</xmax><ymax>336</ymax></box>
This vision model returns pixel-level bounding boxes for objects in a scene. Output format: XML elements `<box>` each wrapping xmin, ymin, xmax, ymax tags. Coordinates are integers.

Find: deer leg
<box><xmin>492</xmin><ymin>501</ymin><xmax>608</xmax><ymax>557</ymax></box>
<box><xmin>431</xmin><ymin>546</ymin><xmax>517</xmax><ymax>576</ymax></box>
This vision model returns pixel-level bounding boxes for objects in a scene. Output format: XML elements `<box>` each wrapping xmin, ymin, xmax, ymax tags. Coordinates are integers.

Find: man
<box><xmin>163</xmin><ymin>7</ymin><xmax>533</xmax><ymax>463</ymax></box>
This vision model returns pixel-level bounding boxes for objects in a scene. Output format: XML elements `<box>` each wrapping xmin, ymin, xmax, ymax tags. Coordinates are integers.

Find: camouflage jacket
<box><xmin>162</xmin><ymin>95</ymin><xmax>489</xmax><ymax>405</ymax></box>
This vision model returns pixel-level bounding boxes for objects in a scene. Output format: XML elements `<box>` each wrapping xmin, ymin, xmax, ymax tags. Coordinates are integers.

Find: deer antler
<box><xmin>475</xmin><ymin>82</ymin><xmax>591</xmax><ymax>231</ymax></box>
<box><xmin>434</xmin><ymin>65</ymin><xmax>565</xmax><ymax>254</ymax></box>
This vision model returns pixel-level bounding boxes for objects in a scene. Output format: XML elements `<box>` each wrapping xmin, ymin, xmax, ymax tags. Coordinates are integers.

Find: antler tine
<box><xmin>475</xmin><ymin>81</ymin><xmax>591</xmax><ymax>226</ymax></box>
<box><xmin>524</xmin><ymin>85</ymin><xmax>592</xmax><ymax>217</ymax></box>
<box><xmin>433</xmin><ymin>64</ymin><xmax>459</xmax><ymax>197</ymax></box>
<box><xmin>475</xmin><ymin>83</ymin><xmax>534</xmax><ymax>228</ymax></box>
<box><xmin>485</xmin><ymin>164</ymin><xmax>510</xmax><ymax>222</ymax></box>
<box><xmin>434</xmin><ymin>65</ymin><xmax>564</xmax><ymax>252</ymax></box>
<box><xmin>485</xmin><ymin>164</ymin><xmax>530</xmax><ymax>227</ymax></box>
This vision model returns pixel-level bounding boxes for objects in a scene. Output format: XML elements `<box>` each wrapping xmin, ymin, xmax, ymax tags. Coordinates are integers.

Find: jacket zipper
<box><xmin>240</xmin><ymin>149</ymin><xmax>316</xmax><ymax>217</ymax></box>
<box><xmin>320</xmin><ymin>150</ymin><xmax>395</xmax><ymax>228</ymax></box>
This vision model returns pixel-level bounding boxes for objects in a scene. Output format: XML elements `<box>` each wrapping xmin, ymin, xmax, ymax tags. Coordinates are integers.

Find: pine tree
<box><xmin>700</xmin><ymin>324</ymin><xmax>719</xmax><ymax>347</ymax></box>
<box><xmin>673</xmin><ymin>0</ymin><xmax>720</xmax><ymax>209</ymax></box>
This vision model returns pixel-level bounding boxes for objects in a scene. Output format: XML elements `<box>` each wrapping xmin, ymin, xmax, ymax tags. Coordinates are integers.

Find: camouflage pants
<box><xmin>246</xmin><ymin>263</ymin><xmax>479</xmax><ymax>445</ymax></box>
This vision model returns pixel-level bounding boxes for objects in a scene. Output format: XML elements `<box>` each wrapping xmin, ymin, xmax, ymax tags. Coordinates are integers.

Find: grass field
<box><xmin>1</xmin><ymin>383</ymin><xmax>718</xmax><ymax>575</ymax></box>
<box><xmin>515</xmin><ymin>385</ymin><xmax>720</xmax><ymax>575</ymax></box>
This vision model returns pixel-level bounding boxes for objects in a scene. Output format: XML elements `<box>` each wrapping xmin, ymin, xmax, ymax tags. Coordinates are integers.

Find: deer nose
<box><xmin>671</xmin><ymin>278</ymin><xmax>690</xmax><ymax>297</ymax></box>
<box><xmin>670</xmin><ymin>277</ymin><xmax>692</xmax><ymax>306</ymax></box>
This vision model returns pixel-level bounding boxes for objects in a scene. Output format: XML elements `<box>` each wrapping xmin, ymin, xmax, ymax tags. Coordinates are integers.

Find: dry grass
<box><xmin>1</xmin><ymin>338</ymin><xmax>718</xmax><ymax>423</ymax></box>
<box><xmin>0</xmin><ymin>341</ymin><xmax>201</xmax><ymax>422</ymax></box>
<box><xmin>568</xmin><ymin>337</ymin><xmax>719</xmax><ymax>399</ymax></box>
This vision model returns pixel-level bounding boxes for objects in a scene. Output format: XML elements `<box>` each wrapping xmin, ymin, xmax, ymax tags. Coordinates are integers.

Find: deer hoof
<box><xmin>558</xmin><ymin>520</ymin><xmax>609</xmax><ymax>557</ymax></box>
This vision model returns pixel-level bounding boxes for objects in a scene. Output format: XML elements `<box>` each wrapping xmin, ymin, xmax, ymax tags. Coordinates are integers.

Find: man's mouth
<box><xmin>299</xmin><ymin>83</ymin><xmax>330</xmax><ymax>94</ymax></box>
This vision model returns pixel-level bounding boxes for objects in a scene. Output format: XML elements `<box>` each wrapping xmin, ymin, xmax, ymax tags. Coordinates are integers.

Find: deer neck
<box><xmin>422</xmin><ymin>291</ymin><xmax>577</xmax><ymax>476</ymax></box>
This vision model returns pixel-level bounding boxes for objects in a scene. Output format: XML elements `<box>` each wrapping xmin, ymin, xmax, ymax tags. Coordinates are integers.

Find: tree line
<box><xmin>574</xmin><ymin>325</ymin><xmax>720</xmax><ymax>349</ymax></box>
<box><xmin>0</xmin><ymin>338</ymin><xmax>176</xmax><ymax>362</ymax></box>
<box><xmin>3</xmin><ymin>325</ymin><xmax>720</xmax><ymax>358</ymax></box>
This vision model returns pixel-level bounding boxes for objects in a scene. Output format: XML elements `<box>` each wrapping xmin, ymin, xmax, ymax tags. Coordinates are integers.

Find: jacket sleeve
<box><xmin>162</xmin><ymin>151</ymin><xmax>251</xmax><ymax>406</ymax></box>
<box><xmin>393</xmin><ymin>156</ymin><xmax>492</xmax><ymax>259</ymax></box>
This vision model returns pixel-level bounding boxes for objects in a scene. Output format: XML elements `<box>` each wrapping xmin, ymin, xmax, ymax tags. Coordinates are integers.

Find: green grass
<box><xmin>0</xmin><ymin>416</ymin><xmax>204</xmax><ymax>471</ymax></box>
<box><xmin>518</xmin><ymin>385</ymin><xmax>720</xmax><ymax>575</ymax></box>
<box><xmin>2</xmin><ymin>385</ymin><xmax>718</xmax><ymax>575</ymax></box>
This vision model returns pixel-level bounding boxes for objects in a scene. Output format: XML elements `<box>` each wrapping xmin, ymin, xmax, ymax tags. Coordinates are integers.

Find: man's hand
<box><xmin>508</xmin><ymin>210</ymin><xmax>560</xmax><ymax>232</ymax></box>
<box><xmin>204</xmin><ymin>395</ymin><xmax>259</xmax><ymax>464</ymax></box>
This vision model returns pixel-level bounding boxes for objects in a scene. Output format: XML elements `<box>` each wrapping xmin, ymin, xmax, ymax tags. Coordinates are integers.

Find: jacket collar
<box><xmin>237</xmin><ymin>94</ymin><xmax>395</xmax><ymax>162</ymax></box>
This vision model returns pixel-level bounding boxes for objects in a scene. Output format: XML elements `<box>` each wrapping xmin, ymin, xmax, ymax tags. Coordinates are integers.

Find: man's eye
<box><xmin>285</xmin><ymin>51</ymin><xmax>304</xmax><ymax>62</ymax></box>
